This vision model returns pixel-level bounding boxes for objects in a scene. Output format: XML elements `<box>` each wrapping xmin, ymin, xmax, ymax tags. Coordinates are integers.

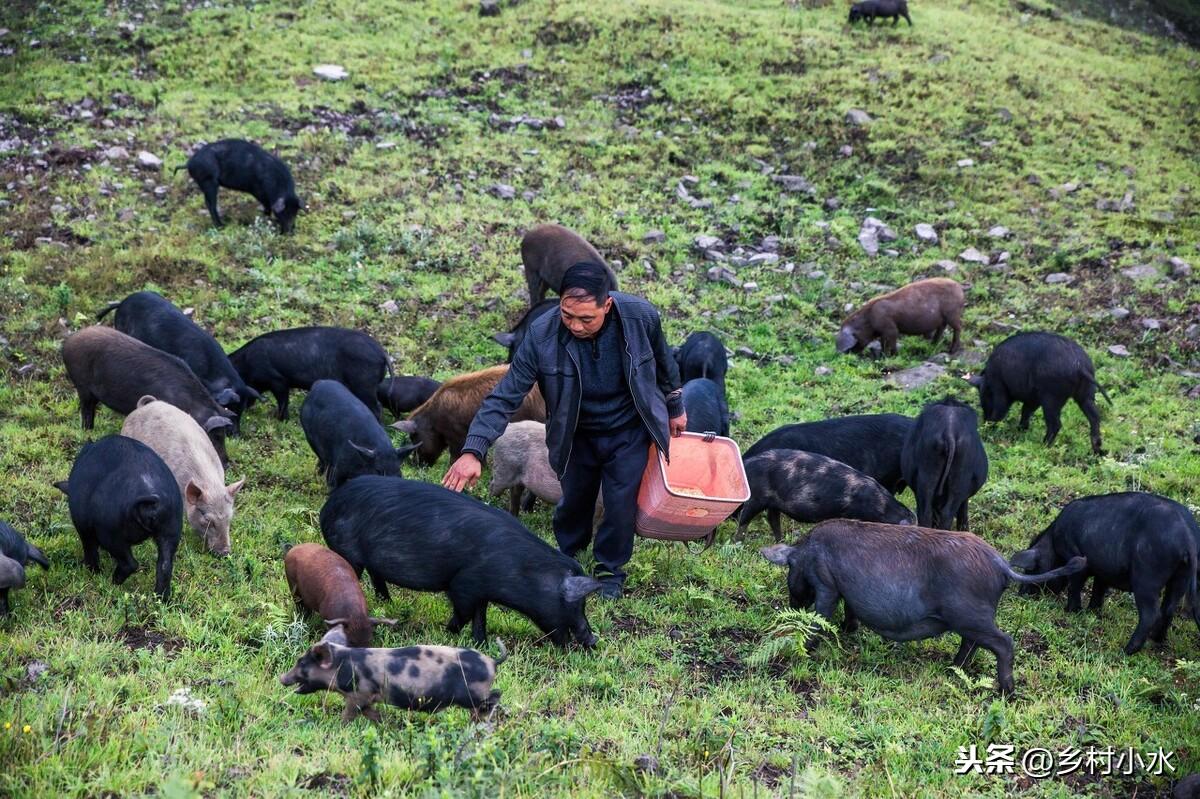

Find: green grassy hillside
<box><xmin>0</xmin><ymin>0</ymin><xmax>1198</xmax><ymax>796</ymax></box>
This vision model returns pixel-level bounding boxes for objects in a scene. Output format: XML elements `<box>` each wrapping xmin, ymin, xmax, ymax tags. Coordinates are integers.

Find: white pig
<box><xmin>489</xmin><ymin>421</ymin><xmax>602</xmax><ymax>522</ymax></box>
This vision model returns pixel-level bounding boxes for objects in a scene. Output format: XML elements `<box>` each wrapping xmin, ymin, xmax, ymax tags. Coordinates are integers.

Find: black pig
<box><xmin>762</xmin><ymin>521</ymin><xmax>1086</xmax><ymax>694</ymax></box>
<box><xmin>967</xmin><ymin>331</ymin><xmax>1110</xmax><ymax>455</ymax></box>
<box><xmin>377</xmin><ymin>376</ymin><xmax>442</xmax><ymax>417</ymax></box>
<box><xmin>682</xmin><ymin>378</ymin><xmax>730</xmax><ymax>437</ymax></box>
<box><xmin>738</xmin><ymin>449</ymin><xmax>914</xmax><ymax>539</ymax></box>
<box><xmin>674</xmin><ymin>332</ymin><xmax>728</xmax><ymax>391</ymax></box>
<box><xmin>280</xmin><ymin>640</ymin><xmax>507</xmax><ymax>722</ymax></box>
<box><xmin>492</xmin><ymin>299</ymin><xmax>558</xmax><ymax>363</ymax></box>
<box><xmin>98</xmin><ymin>291</ymin><xmax>260</xmax><ymax>431</ymax></box>
<box><xmin>61</xmin><ymin>326</ymin><xmax>235</xmax><ymax>465</ymax></box>
<box><xmin>55</xmin><ymin>435</ymin><xmax>182</xmax><ymax>600</ymax></box>
<box><xmin>0</xmin><ymin>520</ymin><xmax>49</xmax><ymax>615</ymax></box>
<box><xmin>849</xmin><ymin>0</ymin><xmax>912</xmax><ymax>25</ymax></box>
<box><xmin>179</xmin><ymin>139</ymin><xmax>302</xmax><ymax>232</ymax></box>
<box><xmin>1010</xmin><ymin>492</ymin><xmax>1200</xmax><ymax>655</ymax></box>
<box><xmin>901</xmin><ymin>398</ymin><xmax>988</xmax><ymax>530</ymax></box>
<box><xmin>301</xmin><ymin>380</ymin><xmax>415</xmax><ymax>489</ymax></box>
<box><xmin>228</xmin><ymin>326</ymin><xmax>389</xmax><ymax>421</ymax></box>
<box><xmin>320</xmin><ymin>477</ymin><xmax>603</xmax><ymax>647</ymax></box>
<box><xmin>743</xmin><ymin>413</ymin><xmax>913</xmax><ymax>494</ymax></box>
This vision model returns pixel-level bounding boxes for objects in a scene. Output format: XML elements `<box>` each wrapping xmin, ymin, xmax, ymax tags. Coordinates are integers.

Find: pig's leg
<box><xmin>1040</xmin><ymin>396</ymin><xmax>1066</xmax><ymax>446</ymax></box>
<box><xmin>272</xmin><ymin>387</ymin><xmax>290</xmax><ymax>421</ymax></box>
<box><xmin>367</xmin><ymin>570</ymin><xmax>391</xmax><ymax>601</ymax></box>
<box><xmin>445</xmin><ymin>586</ymin><xmax>477</xmax><ymax>636</ymax></box>
<box><xmin>879</xmin><ymin>322</ymin><xmax>900</xmax><ymax>356</ymax></box>
<box><xmin>978</xmin><ymin>627</ymin><xmax>1015</xmax><ymax>695</ymax></box>
<box><xmin>903</xmin><ymin>10</ymin><xmax>913</xmax><ymax>25</ymax></box>
<box><xmin>1124</xmin><ymin>574</ymin><xmax>1165</xmax><ymax>654</ymax></box>
<box><xmin>807</xmin><ymin>585</ymin><xmax>840</xmax><ymax>652</ymax></box>
<box><xmin>1087</xmin><ymin>579</ymin><xmax>1108</xmax><ymax>611</ymax></box>
<box><xmin>197</xmin><ymin>178</ymin><xmax>223</xmax><ymax>227</ymax></box>
<box><xmin>0</xmin><ymin>589</ymin><xmax>8</xmax><ymax>615</ymax></box>
<box><xmin>1017</xmin><ymin>402</ymin><xmax>1038</xmax><ymax>431</ymax></box>
<box><xmin>928</xmin><ymin>326</ymin><xmax>944</xmax><ymax>344</ymax></box>
<box><xmin>79</xmin><ymin>529</ymin><xmax>101</xmax><ymax>573</ymax></box>
<box><xmin>111</xmin><ymin>547</ymin><xmax>138</xmax><ymax>585</ymax></box>
<box><xmin>767</xmin><ymin>508</ymin><xmax>784</xmax><ymax>542</ymax></box>
<box><xmin>341</xmin><ymin>699</ymin><xmax>362</xmax><ymax>723</ymax></box>
<box><xmin>77</xmin><ymin>390</ymin><xmax>99</xmax><ymax>430</ymax></box>
<box><xmin>952</xmin><ymin>637</ymin><xmax>979</xmax><ymax>668</ymax></box>
<box><xmin>508</xmin><ymin>487</ymin><xmax>523</xmax><ymax>517</ymax></box>
<box><xmin>521</xmin><ymin>490</ymin><xmax>538</xmax><ymax>513</ymax></box>
<box><xmin>1064</xmin><ymin>570</ymin><xmax>1087</xmax><ymax>612</ymax></box>
<box><xmin>947</xmin><ymin>320</ymin><xmax>961</xmax><ymax>353</ymax></box>
<box><xmin>735</xmin><ymin>498</ymin><xmax>763</xmax><ymax>539</ymax></box>
<box><xmin>526</xmin><ymin>271</ymin><xmax>547</xmax><ymax>306</ymax></box>
<box><xmin>1150</xmin><ymin>566</ymin><xmax>1189</xmax><ymax>643</ymax></box>
<box><xmin>915</xmin><ymin>480</ymin><xmax>935</xmax><ymax>528</ymax></box>
<box><xmin>153</xmin><ymin>536</ymin><xmax>178</xmax><ymax>601</ymax></box>
<box><xmin>1075</xmin><ymin>393</ymin><xmax>1103</xmax><ymax>455</ymax></box>
<box><xmin>471</xmin><ymin>603</ymin><xmax>489</xmax><ymax>644</ymax></box>
<box><xmin>955</xmin><ymin>500</ymin><xmax>969</xmax><ymax>532</ymax></box>
<box><xmin>841</xmin><ymin>602</ymin><xmax>859</xmax><ymax>633</ymax></box>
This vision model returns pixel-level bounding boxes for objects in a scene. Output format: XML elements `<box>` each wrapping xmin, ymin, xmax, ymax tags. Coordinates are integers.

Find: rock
<box><xmin>1107</xmin><ymin>345</ymin><xmax>1130</xmax><ymax>357</ymax></box>
<box><xmin>838</xmin><ymin>145</ymin><xmax>854</xmax><ymax>158</ymax></box>
<box><xmin>479</xmin><ymin>0</ymin><xmax>501</xmax><ymax>16</ymax></box>
<box><xmin>25</xmin><ymin>661</ymin><xmax>48</xmax><ymax>683</ymax></box>
<box><xmin>997</xmin><ymin>108</ymin><xmax>1013</xmax><ymax>123</ymax></box>
<box><xmin>1121</xmin><ymin>264</ymin><xmax>1160</xmax><ymax>281</ymax></box>
<box><xmin>706</xmin><ymin>266</ymin><xmax>741</xmax><ymax>288</ymax></box>
<box><xmin>959</xmin><ymin>247</ymin><xmax>989</xmax><ymax>265</ymax></box>
<box><xmin>642</xmin><ymin>230</ymin><xmax>666</xmax><ymax>244</ymax></box>
<box><xmin>743</xmin><ymin>282</ymin><xmax>759</xmax><ymax>292</ymax></box>
<box><xmin>376</xmin><ymin>141</ymin><xmax>396</xmax><ymax>150</ymax></box>
<box><xmin>379</xmin><ymin>299</ymin><xmax>399</xmax><ymax>315</ymax></box>
<box><xmin>929</xmin><ymin>52</ymin><xmax>949</xmax><ymax>64</ymax></box>
<box><xmin>936</xmin><ymin>260</ymin><xmax>958</xmax><ymax>273</ymax></box>
<box><xmin>957</xmin><ymin>158</ymin><xmax>974</xmax><ymax>168</ymax></box>
<box><xmin>987</xmin><ymin>225</ymin><xmax>1009</xmax><ymax>239</ymax></box>
<box><xmin>888</xmin><ymin>362</ymin><xmax>946</xmax><ymax>391</ymax></box>
<box><xmin>1044</xmin><ymin>272</ymin><xmax>1073</xmax><ymax>285</ymax></box>
<box><xmin>1168</xmin><ymin>257</ymin><xmax>1191</xmax><ymax>278</ymax></box>
<box><xmin>1110</xmin><ymin>307</ymin><xmax>1130</xmax><ymax>320</ymax></box>
<box><xmin>633</xmin><ymin>755</ymin><xmax>660</xmax><ymax>775</ymax></box>
<box><xmin>845</xmin><ymin>109</ymin><xmax>871</xmax><ymax>126</ymax></box>
<box><xmin>693</xmin><ymin>235</ymin><xmax>722</xmax><ymax>251</ymax></box>
<box><xmin>735</xmin><ymin>346</ymin><xmax>757</xmax><ymax>359</ymax></box>
<box><xmin>313</xmin><ymin>64</ymin><xmax>349</xmax><ymax>81</ymax></box>
<box><xmin>1141</xmin><ymin>318</ymin><xmax>1161</xmax><ymax>330</ymax></box>
<box><xmin>815</xmin><ymin>366</ymin><xmax>832</xmax><ymax>377</ymax></box>
<box><xmin>136</xmin><ymin>151</ymin><xmax>161</xmax><ymax>169</ymax></box>
<box><xmin>705</xmin><ymin>250</ymin><xmax>727</xmax><ymax>263</ymax></box>
<box><xmin>823</xmin><ymin>197</ymin><xmax>840</xmax><ymax>211</ymax></box>
<box><xmin>117</xmin><ymin>208</ymin><xmax>135</xmax><ymax>223</ymax></box>
<box><xmin>103</xmin><ymin>145</ymin><xmax>129</xmax><ymax>161</ymax></box>
<box><xmin>748</xmin><ymin>252</ymin><xmax>779</xmax><ymax>265</ymax></box>
<box><xmin>1187</xmin><ymin>385</ymin><xmax>1200</xmax><ymax>401</ymax></box>
<box><xmin>807</xmin><ymin>270</ymin><xmax>825</xmax><ymax>279</ymax></box>
<box><xmin>914</xmin><ymin>223</ymin><xmax>938</xmax><ymax>243</ymax></box>
<box><xmin>488</xmin><ymin>183</ymin><xmax>516</xmax><ymax>200</ymax></box>
<box><xmin>521</xmin><ymin>190</ymin><xmax>537</xmax><ymax>202</ymax></box>
<box><xmin>760</xmin><ymin>235</ymin><xmax>780</xmax><ymax>252</ymax></box>
<box><xmin>1186</xmin><ymin>324</ymin><xmax>1199</xmax><ymax>341</ymax></box>
<box><xmin>857</xmin><ymin>217</ymin><xmax>896</xmax><ymax>257</ymax></box>
<box><xmin>772</xmin><ymin>174</ymin><xmax>816</xmax><ymax>195</ymax></box>
<box><xmin>1049</xmin><ymin>181</ymin><xmax>1079</xmax><ymax>199</ymax></box>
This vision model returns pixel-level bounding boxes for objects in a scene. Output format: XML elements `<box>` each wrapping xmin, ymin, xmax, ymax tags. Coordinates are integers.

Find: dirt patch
<box><xmin>535</xmin><ymin>18</ymin><xmax>596</xmax><ymax>46</ymax></box>
<box><xmin>608</xmin><ymin>614</ymin><xmax>653</xmax><ymax>636</ymax></box>
<box><xmin>297</xmin><ymin>772</ymin><xmax>351</xmax><ymax>793</ymax></box>
<box><xmin>1019</xmin><ymin>629</ymin><xmax>1048</xmax><ymax>656</ymax></box>
<box><xmin>761</xmin><ymin>54</ymin><xmax>807</xmax><ymax>76</ymax></box>
<box><xmin>118</xmin><ymin>625</ymin><xmax>185</xmax><ymax>656</ymax></box>
<box><xmin>595</xmin><ymin>82</ymin><xmax>663</xmax><ymax>120</ymax></box>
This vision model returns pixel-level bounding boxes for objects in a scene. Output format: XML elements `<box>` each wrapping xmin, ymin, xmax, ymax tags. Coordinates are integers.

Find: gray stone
<box><xmin>760</xmin><ymin>235</ymin><xmax>780</xmax><ymax>252</ymax></box>
<box><xmin>102</xmin><ymin>145</ymin><xmax>129</xmax><ymax>160</ymax></box>
<box><xmin>1120</xmin><ymin>264</ymin><xmax>1160</xmax><ymax>281</ymax></box>
<box><xmin>379</xmin><ymin>299</ymin><xmax>399</xmax><ymax>315</ymax></box>
<box><xmin>957</xmin><ymin>158</ymin><xmax>974</xmax><ymax>168</ymax></box>
<box><xmin>959</xmin><ymin>247</ymin><xmax>989</xmax><ymax>264</ymax></box>
<box><xmin>888</xmin><ymin>362</ymin><xmax>946</xmax><ymax>391</ymax></box>
<box><xmin>642</xmin><ymin>230</ymin><xmax>666</xmax><ymax>244</ymax></box>
<box><xmin>772</xmin><ymin>174</ymin><xmax>816</xmax><ymax>195</ymax></box>
<box><xmin>706</xmin><ymin>266</ymin><xmax>741</xmax><ymax>288</ymax></box>
<box><xmin>704</xmin><ymin>249</ymin><xmax>727</xmax><ymax>262</ymax></box>
<box><xmin>1107</xmin><ymin>345</ymin><xmax>1130</xmax><ymax>357</ymax></box>
<box><xmin>915</xmin><ymin>223</ymin><xmax>938</xmax><ymax>243</ymax></box>
<box><xmin>633</xmin><ymin>756</ymin><xmax>660</xmax><ymax>775</ymax></box>
<box><xmin>136</xmin><ymin>150</ymin><xmax>162</xmax><ymax>169</ymax></box>
<box><xmin>815</xmin><ymin>366</ymin><xmax>832</xmax><ymax>377</ymax></box>
<box><xmin>694</xmin><ymin>234</ymin><xmax>722</xmax><ymax>251</ymax></box>
<box><xmin>479</xmin><ymin>0</ymin><xmax>501</xmax><ymax>16</ymax></box>
<box><xmin>1110</xmin><ymin>307</ymin><xmax>1130</xmax><ymax>320</ymax></box>
<box><xmin>1044</xmin><ymin>272</ymin><xmax>1074</xmax><ymax>285</ymax></box>
<box><xmin>743</xmin><ymin>281</ymin><xmax>759</xmax><ymax>292</ymax></box>
<box><xmin>748</xmin><ymin>252</ymin><xmax>780</xmax><ymax>265</ymax></box>
<box><xmin>1140</xmin><ymin>318</ymin><xmax>1161</xmax><ymax>330</ymax></box>
<box><xmin>313</xmin><ymin>64</ymin><xmax>349</xmax><ymax>81</ymax></box>
<box><xmin>776</xmin><ymin>355</ymin><xmax>795</xmax><ymax>366</ymax></box>
<box><xmin>1185</xmin><ymin>323</ymin><xmax>1199</xmax><ymax>341</ymax></box>
<box><xmin>488</xmin><ymin>183</ymin><xmax>516</xmax><ymax>200</ymax></box>
<box><xmin>1168</xmin><ymin>257</ymin><xmax>1191</xmax><ymax>278</ymax></box>
<box><xmin>936</xmin><ymin>260</ymin><xmax>958</xmax><ymax>273</ymax></box>
<box><xmin>838</xmin><ymin>145</ymin><xmax>853</xmax><ymax>158</ymax></box>
<box><xmin>823</xmin><ymin>197</ymin><xmax>840</xmax><ymax>211</ymax></box>
<box><xmin>858</xmin><ymin>217</ymin><xmax>896</xmax><ymax>257</ymax></box>
<box><xmin>807</xmin><ymin>270</ymin><xmax>825</xmax><ymax>279</ymax></box>
<box><xmin>845</xmin><ymin>109</ymin><xmax>871</xmax><ymax>126</ymax></box>
<box><xmin>987</xmin><ymin>225</ymin><xmax>1009</xmax><ymax>239</ymax></box>
<box><xmin>735</xmin><ymin>346</ymin><xmax>757</xmax><ymax>359</ymax></box>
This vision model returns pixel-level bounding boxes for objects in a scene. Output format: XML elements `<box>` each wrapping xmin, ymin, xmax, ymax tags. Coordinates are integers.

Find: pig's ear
<box><xmin>137</xmin><ymin>395</ymin><xmax>158</xmax><ymax>408</ymax></box>
<box><xmin>392</xmin><ymin>420</ymin><xmax>417</xmax><ymax>434</ymax></box>
<box><xmin>394</xmin><ymin>444</ymin><xmax>418</xmax><ymax>464</ymax></box>
<box><xmin>965</xmin><ymin>373</ymin><xmax>983</xmax><ymax>388</ymax></box>
<box><xmin>348</xmin><ymin>441</ymin><xmax>376</xmax><ymax>459</ymax></box>
<box><xmin>1009</xmin><ymin>549</ymin><xmax>1039</xmax><ymax>571</ymax></box>
<box><xmin>226</xmin><ymin>478</ymin><xmax>246</xmax><ymax>496</ymax></box>
<box><xmin>215</xmin><ymin>388</ymin><xmax>240</xmax><ymax>407</ymax></box>
<box><xmin>52</xmin><ymin>480</ymin><xmax>70</xmax><ymax>496</ymax></box>
<box><xmin>311</xmin><ymin>642</ymin><xmax>335</xmax><ymax>669</ymax></box>
<box><xmin>184</xmin><ymin>481</ymin><xmax>204</xmax><ymax>507</ymax></box>
<box><xmin>492</xmin><ymin>332</ymin><xmax>516</xmax><ymax>347</ymax></box>
<box><xmin>561</xmin><ymin>575</ymin><xmax>603</xmax><ymax>603</ymax></box>
<box><xmin>204</xmin><ymin>416</ymin><xmax>234</xmax><ymax>432</ymax></box>
<box><xmin>760</xmin><ymin>544</ymin><xmax>795</xmax><ymax>566</ymax></box>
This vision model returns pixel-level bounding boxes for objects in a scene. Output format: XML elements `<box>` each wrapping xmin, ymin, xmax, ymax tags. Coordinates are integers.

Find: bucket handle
<box><xmin>702</xmin><ymin>431</ymin><xmax>716</xmax><ymax>442</ymax></box>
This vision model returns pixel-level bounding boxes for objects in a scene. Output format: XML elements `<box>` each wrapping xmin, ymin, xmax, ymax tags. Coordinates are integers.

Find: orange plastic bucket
<box><xmin>635</xmin><ymin>431</ymin><xmax>751</xmax><ymax>544</ymax></box>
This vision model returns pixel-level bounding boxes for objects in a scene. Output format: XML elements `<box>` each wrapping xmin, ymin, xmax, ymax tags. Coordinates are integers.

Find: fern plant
<box><xmin>748</xmin><ymin>609</ymin><xmax>839</xmax><ymax>667</ymax></box>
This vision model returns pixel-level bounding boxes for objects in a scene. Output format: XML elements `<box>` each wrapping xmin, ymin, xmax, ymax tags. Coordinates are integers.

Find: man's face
<box><xmin>559</xmin><ymin>294</ymin><xmax>613</xmax><ymax>339</ymax></box>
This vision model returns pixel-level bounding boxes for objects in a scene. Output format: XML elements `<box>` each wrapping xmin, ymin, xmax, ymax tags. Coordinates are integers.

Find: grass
<box><xmin>1</xmin><ymin>0</ymin><xmax>1199</xmax><ymax>795</ymax></box>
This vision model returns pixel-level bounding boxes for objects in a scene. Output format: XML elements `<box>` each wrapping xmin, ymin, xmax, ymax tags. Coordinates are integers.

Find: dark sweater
<box><xmin>572</xmin><ymin>314</ymin><xmax>639</xmax><ymax>433</ymax></box>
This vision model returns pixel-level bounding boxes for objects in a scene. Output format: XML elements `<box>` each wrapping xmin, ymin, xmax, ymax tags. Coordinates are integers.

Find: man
<box><xmin>443</xmin><ymin>261</ymin><xmax>686</xmax><ymax>599</ymax></box>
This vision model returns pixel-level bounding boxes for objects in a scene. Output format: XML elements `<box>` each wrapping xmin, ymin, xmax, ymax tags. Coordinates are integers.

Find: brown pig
<box><xmin>284</xmin><ymin>543</ymin><xmax>396</xmax><ymax>648</ymax></box>
<box><xmin>836</xmin><ymin>278</ymin><xmax>964</xmax><ymax>356</ymax></box>
<box><xmin>279</xmin><ymin>639</ymin><xmax>507</xmax><ymax>722</ymax></box>
<box><xmin>392</xmin><ymin>365</ymin><xmax>546</xmax><ymax>466</ymax></box>
<box><xmin>521</xmin><ymin>223</ymin><xmax>617</xmax><ymax>307</ymax></box>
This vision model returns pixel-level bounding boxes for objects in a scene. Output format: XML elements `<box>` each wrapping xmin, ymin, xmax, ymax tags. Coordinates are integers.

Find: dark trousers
<box><xmin>553</xmin><ymin>423</ymin><xmax>650</xmax><ymax>581</ymax></box>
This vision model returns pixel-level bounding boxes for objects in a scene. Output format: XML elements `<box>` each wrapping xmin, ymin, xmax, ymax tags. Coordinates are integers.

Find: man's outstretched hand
<box><xmin>443</xmin><ymin>453</ymin><xmax>482</xmax><ymax>492</ymax></box>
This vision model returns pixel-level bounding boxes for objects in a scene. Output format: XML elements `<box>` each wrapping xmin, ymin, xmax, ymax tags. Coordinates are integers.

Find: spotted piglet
<box><xmin>280</xmin><ymin>640</ymin><xmax>507</xmax><ymax>722</ymax></box>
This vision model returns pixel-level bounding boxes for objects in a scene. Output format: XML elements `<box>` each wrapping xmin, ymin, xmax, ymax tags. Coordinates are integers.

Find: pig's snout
<box><xmin>280</xmin><ymin>668</ymin><xmax>298</xmax><ymax>686</ymax></box>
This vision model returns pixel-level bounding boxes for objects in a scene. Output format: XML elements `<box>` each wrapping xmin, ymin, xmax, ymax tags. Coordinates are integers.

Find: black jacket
<box><xmin>462</xmin><ymin>292</ymin><xmax>683</xmax><ymax>478</ymax></box>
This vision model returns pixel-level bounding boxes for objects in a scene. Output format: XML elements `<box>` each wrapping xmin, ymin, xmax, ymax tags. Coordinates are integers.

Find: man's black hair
<box><xmin>560</xmin><ymin>261</ymin><xmax>613</xmax><ymax>305</ymax></box>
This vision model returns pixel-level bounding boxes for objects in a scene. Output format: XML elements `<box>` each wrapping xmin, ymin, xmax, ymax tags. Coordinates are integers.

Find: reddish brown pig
<box><xmin>392</xmin><ymin>365</ymin><xmax>546</xmax><ymax>466</ymax></box>
<box><xmin>284</xmin><ymin>543</ymin><xmax>395</xmax><ymax>647</ymax></box>
<box><xmin>521</xmin><ymin>224</ymin><xmax>617</xmax><ymax>307</ymax></box>
<box><xmin>836</xmin><ymin>278</ymin><xmax>964</xmax><ymax>357</ymax></box>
